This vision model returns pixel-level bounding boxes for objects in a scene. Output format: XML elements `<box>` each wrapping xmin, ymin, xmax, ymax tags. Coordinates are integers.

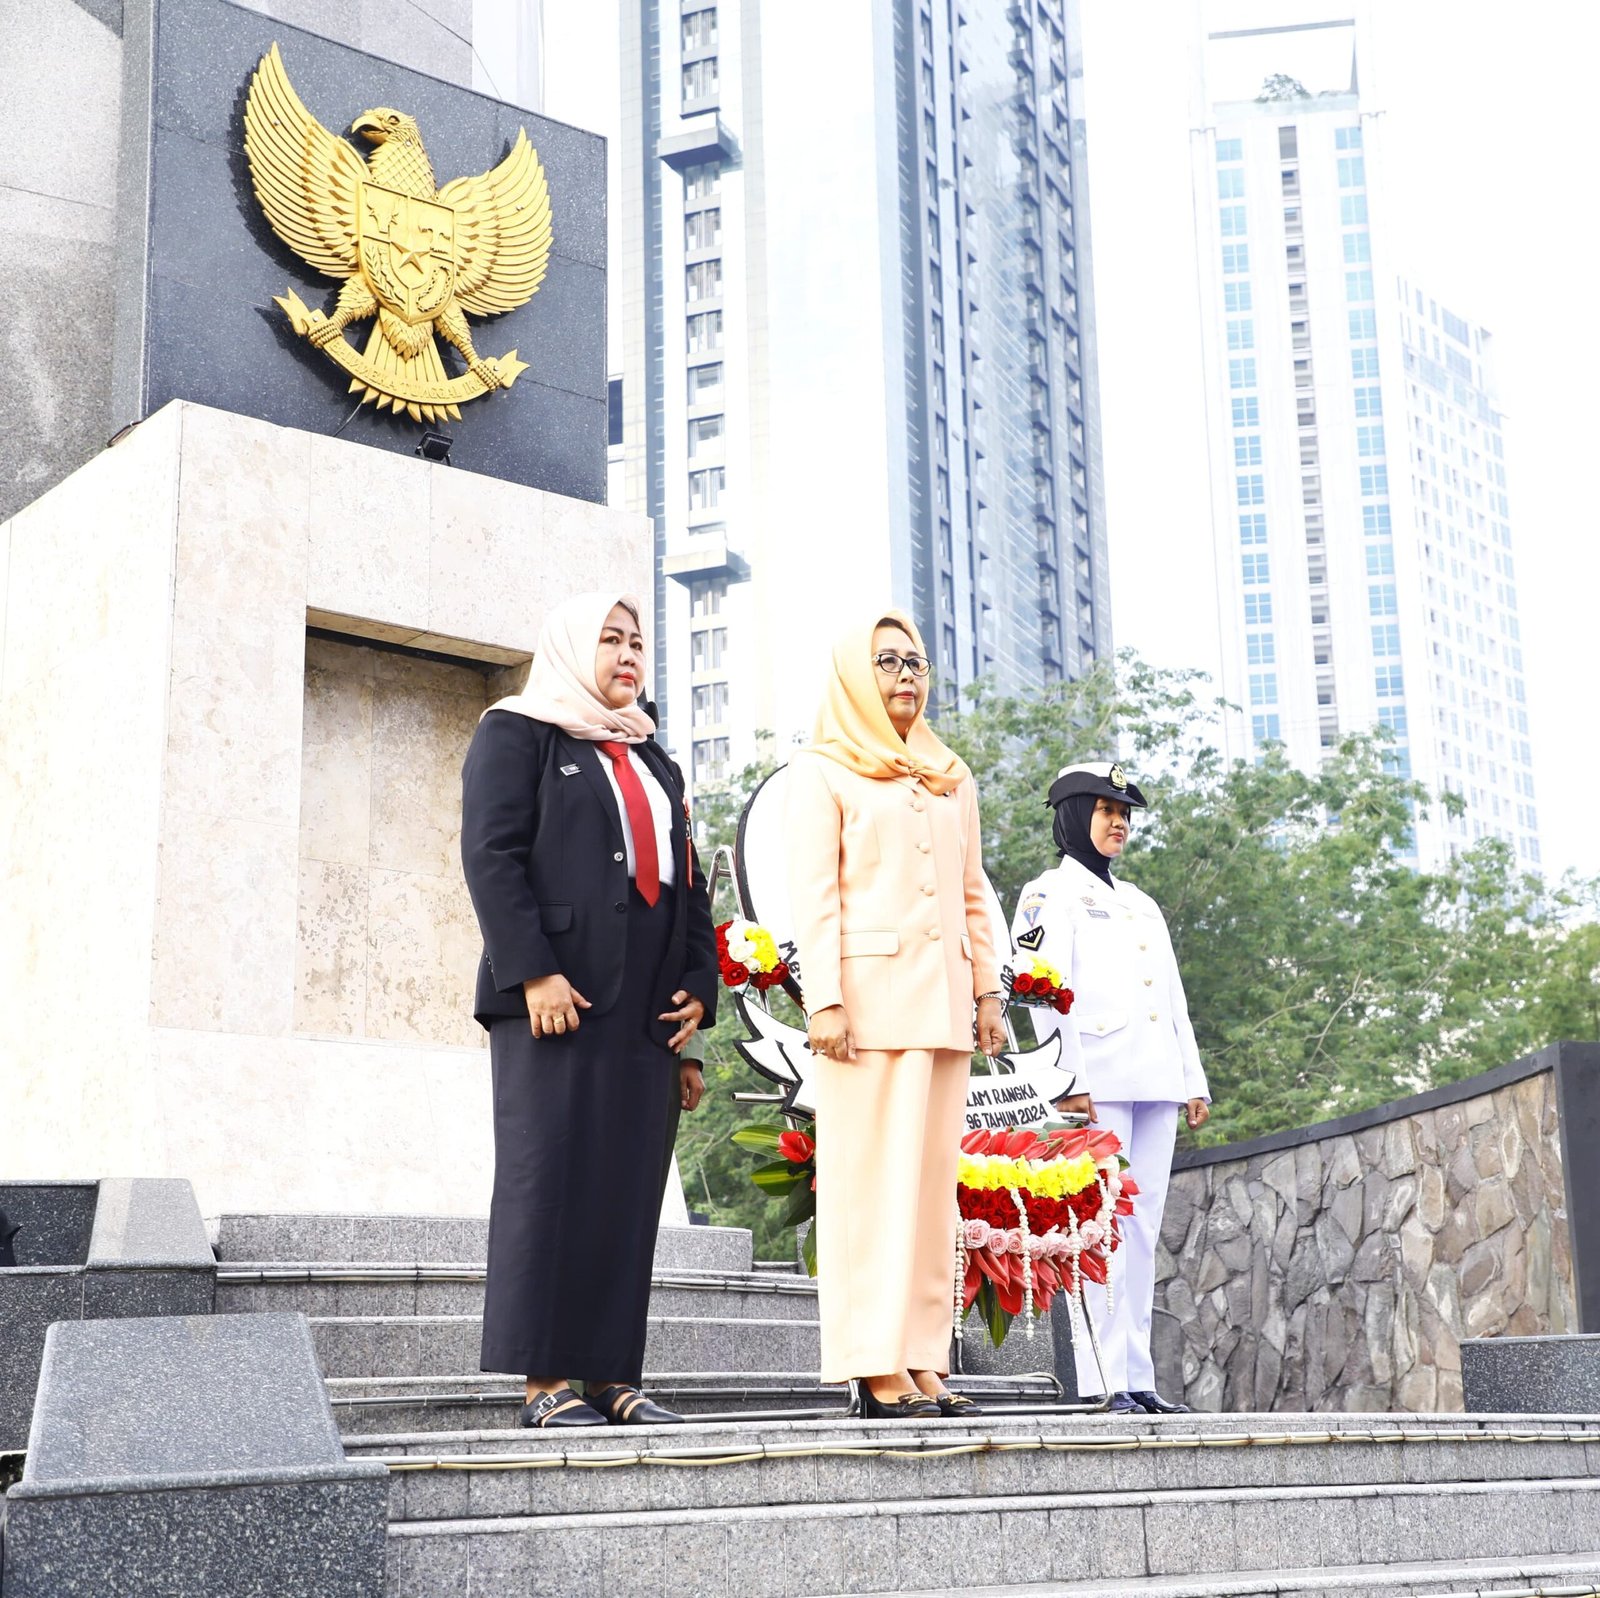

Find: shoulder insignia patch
<box><xmin>1015</xmin><ymin>925</ymin><xmax>1045</xmax><ymax>952</ymax></box>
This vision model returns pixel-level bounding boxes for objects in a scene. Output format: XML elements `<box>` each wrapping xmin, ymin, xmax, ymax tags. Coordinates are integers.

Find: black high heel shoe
<box><xmin>846</xmin><ymin>1379</ymin><xmax>941</xmax><ymax>1419</ymax></box>
<box><xmin>933</xmin><ymin>1390</ymin><xmax>983</xmax><ymax>1417</ymax></box>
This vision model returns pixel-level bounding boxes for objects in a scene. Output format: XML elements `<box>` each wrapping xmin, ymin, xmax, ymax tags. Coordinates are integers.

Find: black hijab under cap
<box><xmin>1047</xmin><ymin>763</ymin><xmax>1148</xmax><ymax>887</ymax></box>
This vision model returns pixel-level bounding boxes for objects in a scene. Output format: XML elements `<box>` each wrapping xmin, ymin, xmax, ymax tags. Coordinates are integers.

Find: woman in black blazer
<box><xmin>461</xmin><ymin>591</ymin><xmax>718</xmax><ymax>1428</ymax></box>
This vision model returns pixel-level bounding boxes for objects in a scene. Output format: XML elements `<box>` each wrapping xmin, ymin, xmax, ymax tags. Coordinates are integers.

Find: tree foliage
<box><xmin>672</xmin><ymin>660</ymin><xmax>1600</xmax><ymax>1252</ymax></box>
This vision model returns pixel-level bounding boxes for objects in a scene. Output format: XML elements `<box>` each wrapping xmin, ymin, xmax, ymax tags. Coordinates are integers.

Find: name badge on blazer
<box><xmin>559</xmin><ymin>763</ymin><xmax>581</xmax><ymax>776</ymax></box>
<box><xmin>1087</xmin><ymin>908</ymin><xmax>1111</xmax><ymax>919</ymax></box>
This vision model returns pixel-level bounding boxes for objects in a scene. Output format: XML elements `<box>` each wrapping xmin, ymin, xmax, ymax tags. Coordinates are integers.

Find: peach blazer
<box><xmin>785</xmin><ymin>751</ymin><xmax>1003</xmax><ymax>1052</ymax></box>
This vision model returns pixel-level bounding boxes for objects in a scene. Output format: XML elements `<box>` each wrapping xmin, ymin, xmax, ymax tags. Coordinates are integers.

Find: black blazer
<box><xmin>460</xmin><ymin>710</ymin><xmax>719</xmax><ymax>1044</ymax></box>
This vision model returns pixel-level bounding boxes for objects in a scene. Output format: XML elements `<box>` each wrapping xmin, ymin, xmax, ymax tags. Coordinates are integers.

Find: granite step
<box><xmin>382</xmin><ymin>1476</ymin><xmax>1600</xmax><ymax>1598</ymax></box>
<box><xmin>213</xmin><ymin>1214</ymin><xmax>752</xmax><ymax>1274</ymax></box>
<box><xmin>217</xmin><ymin>1263</ymin><xmax>819</xmax><ymax>1322</ymax></box>
<box><xmin>311</xmin><ymin>1312</ymin><xmax>820</xmax><ymax>1380</ymax></box>
<box><xmin>855</xmin><ymin>1555</ymin><xmax>1600</xmax><ymax>1598</ymax></box>
<box><xmin>330</xmin><ymin>1371</ymin><xmax>1060</xmax><ymax>1434</ymax></box>
<box><xmin>348</xmin><ymin>1411</ymin><xmax>1600</xmax><ymax>1526</ymax></box>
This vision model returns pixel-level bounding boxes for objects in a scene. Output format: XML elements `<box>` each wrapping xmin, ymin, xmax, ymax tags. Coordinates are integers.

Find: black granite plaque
<box><xmin>112</xmin><ymin>0</ymin><xmax>605</xmax><ymax>501</ymax></box>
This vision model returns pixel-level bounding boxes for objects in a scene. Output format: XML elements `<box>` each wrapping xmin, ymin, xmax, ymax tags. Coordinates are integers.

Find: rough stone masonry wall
<box><xmin>1151</xmin><ymin>1065</ymin><xmax>1579</xmax><ymax>1413</ymax></box>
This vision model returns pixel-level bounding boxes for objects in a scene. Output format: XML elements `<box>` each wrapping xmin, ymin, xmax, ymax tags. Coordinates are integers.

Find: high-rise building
<box><xmin>1191</xmin><ymin>11</ymin><xmax>1540</xmax><ymax>870</ymax></box>
<box><xmin>599</xmin><ymin>0</ymin><xmax>1111</xmax><ymax>783</ymax></box>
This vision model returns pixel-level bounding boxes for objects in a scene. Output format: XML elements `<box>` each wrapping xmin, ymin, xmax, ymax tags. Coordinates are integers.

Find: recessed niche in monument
<box><xmin>294</xmin><ymin>632</ymin><xmax>529</xmax><ymax>1050</ymax></box>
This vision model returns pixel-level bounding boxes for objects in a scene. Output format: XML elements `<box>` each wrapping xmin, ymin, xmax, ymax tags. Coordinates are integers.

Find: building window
<box><xmin>690</xmin><ymin>577</ymin><xmax>726</xmax><ymax>618</ymax></box>
<box><xmin>692</xmin><ymin>737</ymin><xmax>730</xmax><ymax>783</ymax></box>
<box><xmin>1236</xmin><ymin>473</ymin><xmax>1264</xmax><ymax>506</ymax></box>
<box><xmin>682</xmin><ymin>7</ymin><xmax>718</xmax><ymax>51</ymax></box>
<box><xmin>682</xmin><ymin>57</ymin><xmax>719</xmax><ymax>106</ymax></box>
<box><xmin>1356</xmin><ymin>424</ymin><xmax>1385</xmax><ymax>457</ymax></box>
<box><xmin>1343</xmin><ymin>232</ymin><xmax>1371</xmax><ymax>264</ymax></box>
<box><xmin>1246</xmin><ymin>631</ymin><xmax>1276</xmax><ymax>665</ymax></box>
<box><xmin>1252</xmin><ymin>713</ymin><xmax>1282</xmax><ymax>742</ymax></box>
<box><xmin>1337</xmin><ymin>155</ymin><xmax>1366</xmax><ymax>187</ymax></box>
<box><xmin>686</xmin><ymin>259</ymin><xmax>723</xmax><ymax>301</ymax></box>
<box><xmin>691</xmin><ymin>681</ymin><xmax>730</xmax><ymax>727</ymax></box>
<box><xmin>1243</xmin><ymin>592</ymin><xmax>1273</xmax><ymax>624</ymax></box>
<box><xmin>688</xmin><ymin>362</ymin><xmax>723</xmax><ymax>403</ymax></box>
<box><xmin>1228</xmin><ymin>357</ymin><xmax>1258</xmax><ymax>389</ymax></box>
<box><xmin>684</xmin><ymin>161</ymin><xmax>720</xmax><ymax>199</ymax></box>
<box><xmin>1379</xmin><ymin>705</ymin><xmax>1408</xmax><ymax>737</ymax></box>
<box><xmin>1216</xmin><ymin>137</ymin><xmax>1243</xmax><ymax>161</ymax></box>
<box><xmin>1345</xmin><ymin>269</ymin><xmax>1375</xmax><ymax>302</ymax></box>
<box><xmin>1241</xmin><ymin>552</ymin><xmax>1271</xmax><ymax>585</ymax></box>
<box><xmin>1226</xmin><ymin>318</ymin><xmax>1255</xmax><ymax>351</ymax></box>
<box><xmin>688</xmin><ymin>467</ymin><xmax>725</xmax><ymax>511</ymax></box>
<box><xmin>685</xmin><ymin>209</ymin><xmax>722</xmax><ymax>251</ymax></box>
<box><xmin>1375</xmin><ymin>664</ymin><xmax>1405</xmax><ymax>697</ymax></box>
<box><xmin>1360</xmin><ymin>464</ymin><xmax>1389</xmax><ymax>496</ymax></box>
<box><xmin>1369</xmin><ymin>582</ymin><xmax>1399</xmax><ymax>616</ymax></box>
<box><xmin>1348</xmin><ymin>308</ymin><xmax>1377</xmax><ymax>340</ymax></box>
<box><xmin>1248</xmin><ymin>672</ymin><xmax>1278</xmax><ymax>705</ymax></box>
<box><xmin>1219</xmin><ymin>205</ymin><xmax>1247</xmax><ymax>236</ymax></box>
<box><xmin>688</xmin><ymin>415</ymin><xmax>724</xmax><ymax>458</ymax></box>
<box><xmin>1366</xmin><ymin>543</ymin><xmax>1395</xmax><ymax>576</ymax></box>
<box><xmin>1372</xmin><ymin>623</ymin><xmax>1402</xmax><ymax>656</ymax></box>
<box><xmin>1335</xmin><ymin>126</ymin><xmax>1363</xmax><ymax>150</ymax></box>
<box><xmin>690</xmin><ymin>627</ymin><xmax>727</xmax><ymax>671</ymax></box>
<box><xmin>1217</xmin><ymin>168</ymin><xmax>1245</xmax><ymax>199</ymax></box>
<box><xmin>1354</xmin><ymin>385</ymin><xmax>1382</xmax><ymax>417</ymax></box>
<box><xmin>1232</xmin><ymin>395</ymin><xmax>1260</xmax><ymax>427</ymax></box>
<box><xmin>1362</xmin><ymin>503</ymin><xmax>1391</xmax><ymax>536</ymax></box>
<box><xmin>1221</xmin><ymin>243</ymin><xmax>1250</xmax><ymax>274</ymax></box>
<box><xmin>1239</xmin><ymin>512</ymin><xmax>1267</xmax><ymax>544</ymax></box>
<box><xmin>1352</xmin><ymin>347</ymin><xmax>1380</xmax><ymax>379</ymax></box>
<box><xmin>1234</xmin><ymin>434</ymin><xmax>1262</xmax><ymax>467</ymax></box>
<box><xmin>607</xmin><ymin>376</ymin><xmax>623</xmax><ymax>448</ymax></box>
<box><xmin>686</xmin><ymin>311</ymin><xmax>723</xmax><ymax>354</ymax></box>
<box><xmin>1223</xmin><ymin>281</ymin><xmax>1253</xmax><ymax>313</ymax></box>
<box><xmin>1340</xmin><ymin>194</ymin><xmax>1368</xmax><ymax>226</ymax></box>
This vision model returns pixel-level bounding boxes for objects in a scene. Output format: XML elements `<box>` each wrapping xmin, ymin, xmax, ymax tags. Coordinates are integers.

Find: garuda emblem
<box><xmin>242</xmin><ymin>44</ymin><xmax>552</xmax><ymax>423</ymax></box>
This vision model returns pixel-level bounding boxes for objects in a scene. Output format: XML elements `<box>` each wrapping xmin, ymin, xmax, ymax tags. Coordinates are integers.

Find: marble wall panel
<box><xmin>295</xmin><ymin>859</ymin><xmax>367</xmax><ymax>1038</ymax></box>
<box><xmin>300</xmin><ymin>639</ymin><xmax>375</xmax><ymax>868</ymax></box>
<box><xmin>366</xmin><ymin>868</ymin><xmax>482</xmax><ymax>1050</ymax></box>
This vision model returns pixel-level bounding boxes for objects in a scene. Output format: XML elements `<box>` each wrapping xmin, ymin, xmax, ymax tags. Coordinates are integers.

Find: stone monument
<box><xmin>0</xmin><ymin>0</ymin><xmax>653</xmax><ymax>1221</ymax></box>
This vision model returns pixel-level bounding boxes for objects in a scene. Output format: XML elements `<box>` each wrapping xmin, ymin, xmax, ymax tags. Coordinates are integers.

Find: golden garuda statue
<box><xmin>243</xmin><ymin>44</ymin><xmax>552</xmax><ymax>423</ymax></box>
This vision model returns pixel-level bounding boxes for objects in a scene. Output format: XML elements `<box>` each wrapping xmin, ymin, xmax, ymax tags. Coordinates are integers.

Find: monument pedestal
<box><xmin>0</xmin><ymin>400</ymin><xmax>660</xmax><ymax>1219</ymax></box>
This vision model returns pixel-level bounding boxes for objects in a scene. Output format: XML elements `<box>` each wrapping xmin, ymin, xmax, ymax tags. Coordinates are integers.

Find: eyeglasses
<box><xmin>873</xmin><ymin>650</ymin><xmax>931</xmax><ymax>679</ymax></box>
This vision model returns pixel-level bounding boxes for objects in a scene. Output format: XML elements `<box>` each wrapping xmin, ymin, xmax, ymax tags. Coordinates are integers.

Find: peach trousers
<box><xmin>814</xmin><ymin>1047</ymin><xmax>971</xmax><ymax>1382</ymax></box>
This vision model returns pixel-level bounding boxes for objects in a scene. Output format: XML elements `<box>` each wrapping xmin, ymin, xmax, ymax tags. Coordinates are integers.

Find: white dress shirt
<box><xmin>600</xmin><ymin>748</ymin><xmax>678</xmax><ymax>887</ymax></box>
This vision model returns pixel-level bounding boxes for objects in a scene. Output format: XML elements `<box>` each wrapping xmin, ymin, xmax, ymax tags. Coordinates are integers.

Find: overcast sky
<box><xmin>1081</xmin><ymin>0</ymin><xmax>1600</xmax><ymax>883</ymax></box>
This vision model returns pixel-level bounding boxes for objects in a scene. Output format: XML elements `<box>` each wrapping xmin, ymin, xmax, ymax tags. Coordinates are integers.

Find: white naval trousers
<box><xmin>1074</xmin><ymin>1100</ymin><xmax>1180</xmax><ymax>1396</ymax></box>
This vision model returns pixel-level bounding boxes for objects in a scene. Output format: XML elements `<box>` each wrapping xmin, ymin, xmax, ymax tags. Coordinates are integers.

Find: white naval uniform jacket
<box><xmin>1010</xmin><ymin>857</ymin><xmax>1210</xmax><ymax>1105</ymax></box>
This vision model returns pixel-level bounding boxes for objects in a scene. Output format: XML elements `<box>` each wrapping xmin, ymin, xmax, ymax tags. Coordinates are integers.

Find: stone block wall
<box><xmin>1152</xmin><ymin>1046</ymin><xmax>1593</xmax><ymax>1412</ymax></box>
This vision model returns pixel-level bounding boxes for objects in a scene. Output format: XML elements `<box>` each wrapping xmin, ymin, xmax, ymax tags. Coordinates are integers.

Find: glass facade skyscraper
<box><xmin>1192</xmin><ymin>11</ymin><xmax>1540</xmax><ymax>870</ymax></box>
<box><xmin>609</xmin><ymin>0</ymin><xmax>1111</xmax><ymax>783</ymax></box>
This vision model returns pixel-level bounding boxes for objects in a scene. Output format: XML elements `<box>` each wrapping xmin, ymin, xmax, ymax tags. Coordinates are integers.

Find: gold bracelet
<box><xmin>976</xmin><ymin>991</ymin><xmax>1005</xmax><ymax>1003</ymax></box>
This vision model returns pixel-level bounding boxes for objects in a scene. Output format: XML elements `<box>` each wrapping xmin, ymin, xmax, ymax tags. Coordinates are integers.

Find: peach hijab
<box><xmin>807</xmin><ymin>608</ymin><xmax>970</xmax><ymax>795</ymax></box>
<box><xmin>486</xmin><ymin>591</ymin><xmax>655</xmax><ymax>743</ymax></box>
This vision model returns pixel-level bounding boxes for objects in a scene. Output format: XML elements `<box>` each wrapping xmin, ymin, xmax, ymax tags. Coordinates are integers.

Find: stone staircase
<box><xmin>213</xmin><ymin>1214</ymin><xmax>1600</xmax><ymax>1597</ymax></box>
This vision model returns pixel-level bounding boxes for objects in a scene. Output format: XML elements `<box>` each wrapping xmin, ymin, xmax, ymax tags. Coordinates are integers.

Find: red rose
<box><xmin>778</xmin><ymin>1129</ymin><xmax>816</xmax><ymax>1164</ymax></box>
<box><xmin>1053</xmin><ymin>992</ymin><xmax>1071</xmax><ymax>1014</ymax></box>
<box><xmin>1014</xmin><ymin>973</ymin><xmax>1034</xmax><ymax>993</ymax></box>
<box><xmin>726</xmin><ymin>962</ymin><xmax>749</xmax><ymax>985</ymax></box>
<box><xmin>772</xmin><ymin>962</ymin><xmax>790</xmax><ymax>981</ymax></box>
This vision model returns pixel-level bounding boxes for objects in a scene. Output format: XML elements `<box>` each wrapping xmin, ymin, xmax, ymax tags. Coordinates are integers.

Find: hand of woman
<box><xmin>808</xmin><ymin>1004</ymin><xmax>856</xmax><ymax>1062</ymax></box>
<box><xmin>680</xmin><ymin>1063</ymin><xmax>705</xmax><ymax>1112</ymax></box>
<box><xmin>975</xmin><ymin>996</ymin><xmax>1007</xmax><ymax>1058</ymax></box>
<box><xmin>1186</xmin><ymin>1097</ymin><xmax>1210</xmax><ymax>1130</ymax></box>
<box><xmin>1053</xmin><ymin>1092</ymin><xmax>1097</xmax><ymax>1123</ymax></box>
<box><xmin>659</xmin><ymin>990</ymin><xmax>705</xmax><ymax>1052</ymax></box>
<box><xmin>524</xmin><ymin>974</ymin><xmax>591</xmax><ymax>1037</ymax></box>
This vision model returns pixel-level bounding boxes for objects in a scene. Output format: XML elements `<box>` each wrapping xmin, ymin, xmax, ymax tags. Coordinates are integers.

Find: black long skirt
<box><xmin>479</xmin><ymin>887</ymin><xmax>681</xmax><ymax>1383</ymax></box>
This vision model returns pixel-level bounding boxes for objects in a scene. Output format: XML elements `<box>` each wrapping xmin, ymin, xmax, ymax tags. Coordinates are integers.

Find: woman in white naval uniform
<box><xmin>1011</xmin><ymin>761</ymin><xmax>1211</xmax><ymax>1415</ymax></box>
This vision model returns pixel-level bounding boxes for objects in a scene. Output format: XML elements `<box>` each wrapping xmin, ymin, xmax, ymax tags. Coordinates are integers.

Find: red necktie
<box><xmin>597</xmin><ymin>743</ymin><xmax>660</xmax><ymax>906</ymax></box>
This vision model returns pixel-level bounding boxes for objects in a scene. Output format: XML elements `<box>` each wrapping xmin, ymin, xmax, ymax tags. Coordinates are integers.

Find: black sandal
<box><xmin>588</xmin><ymin>1384</ymin><xmax>685</xmax><ymax>1426</ymax></box>
<box><xmin>518</xmin><ymin>1390</ymin><xmax>607</xmax><ymax>1428</ymax></box>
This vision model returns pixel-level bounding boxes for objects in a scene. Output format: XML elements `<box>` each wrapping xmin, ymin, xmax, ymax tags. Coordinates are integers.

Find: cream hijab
<box><xmin>487</xmin><ymin>591</ymin><xmax>656</xmax><ymax>743</ymax></box>
<box><xmin>807</xmin><ymin>608</ymin><xmax>970</xmax><ymax>795</ymax></box>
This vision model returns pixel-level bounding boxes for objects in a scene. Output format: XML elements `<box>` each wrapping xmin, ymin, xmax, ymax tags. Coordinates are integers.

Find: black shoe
<box><xmin>518</xmin><ymin>1390</ymin><xmax>608</xmax><ymax>1428</ymax></box>
<box><xmin>847</xmin><ymin>1379</ymin><xmax>941</xmax><ymax>1419</ymax></box>
<box><xmin>934</xmin><ymin>1391</ymin><xmax>984</xmax><ymax>1417</ymax></box>
<box><xmin>1130</xmin><ymin>1389</ymin><xmax>1190</xmax><ymax>1414</ymax></box>
<box><xmin>1081</xmin><ymin>1391</ymin><xmax>1143</xmax><ymax>1413</ymax></box>
<box><xmin>587</xmin><ymin>1384</ymin><xmax>686</xmax><ymax>1425</ymax></box>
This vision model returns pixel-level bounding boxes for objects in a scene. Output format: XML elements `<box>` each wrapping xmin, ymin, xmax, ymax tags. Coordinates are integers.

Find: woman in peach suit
<box><xmin>787</xmin><ymin>610</ymin><xmax>1007</xmax><ymax>1419</ymax></box>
